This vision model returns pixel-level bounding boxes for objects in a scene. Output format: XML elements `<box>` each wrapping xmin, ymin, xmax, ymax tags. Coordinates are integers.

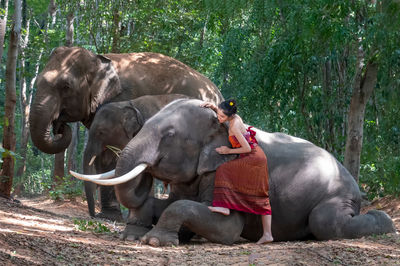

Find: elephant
<box><xmin>83</xmin><ymin>94</ymin><xmax>189</xmax><ymax>220</ymax></box>
<box><xmin>70</xmin><ymin>99</ymin><xmax>395</xmax><ymax>246</ymax></box>
<box><xmin>29</xmin><ymin>46</ymin><xmax>223</xmax><ymax>155</ymax></box>
<box><xmin>29</xmin><ymin>46</ymin><xmax>222</xmax><ymax>220</ymax></box>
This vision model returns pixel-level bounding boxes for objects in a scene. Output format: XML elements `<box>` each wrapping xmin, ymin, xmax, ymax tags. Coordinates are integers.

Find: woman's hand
<box><xmin>216</xmin><ymin>146</ymin><xmax>231</xmax><ymax>154</ymax></box>
<box><xmin>200</xmin><ymin>101</ymin><xmax>217</xmax><ymax>111</ymax></box>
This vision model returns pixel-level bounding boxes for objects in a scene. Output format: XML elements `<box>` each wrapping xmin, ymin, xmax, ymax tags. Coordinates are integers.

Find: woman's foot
<box><xmin>208</xmin><ymin>206</ymin><xmax>230</xmax><ymax>216</ymax></box>
<box><xmin>256</xmin><ymin>233</ymin><xmax>273</xmax><ymax>244</ymax></box>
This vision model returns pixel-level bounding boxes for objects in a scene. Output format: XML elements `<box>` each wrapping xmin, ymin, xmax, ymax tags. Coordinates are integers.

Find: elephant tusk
<box><xmin>85</xmin><ymin>163</ymin><xmax>148</xmax><ymax>186</ymax></box>
<box><xmin>88</xmin><ymin>155</ymin><xmax>96</xmax><ymax>166</ymax></box>
<box><xmin>69</xmin><ymin>169</ymin><xmax>116</xmax><ymax>181</ymax></box>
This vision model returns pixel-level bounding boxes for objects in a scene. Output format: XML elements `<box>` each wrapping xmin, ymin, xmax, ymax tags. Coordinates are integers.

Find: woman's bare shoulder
<box><xmin>231</xmin><ymin>116</ymin><xmax>246</xmax><ymax>132</ymax></box>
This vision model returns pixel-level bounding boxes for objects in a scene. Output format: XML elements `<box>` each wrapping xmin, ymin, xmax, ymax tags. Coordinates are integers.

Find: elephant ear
<box><xmin>88</xmin><ymin>54</ymin><xmax>123</xmax><ymax>113</ymax></box>
<box><xmin>197</xmin><ymin>120</ymin><xmax>237</xmax><ymax>176</ymax></box>
<box><xmin>121</xmin><ymin>105</ymin><xmax>144</xmax><ymax>139</ymax></box>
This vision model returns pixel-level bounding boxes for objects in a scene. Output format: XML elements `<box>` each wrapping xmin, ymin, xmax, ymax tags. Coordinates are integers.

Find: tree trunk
<box><xmin>53</xmin><ymin>151</ymin><xmax>65</xmax><ymax>187</ymax></box>
<box><xmin>48</xmin><ymin>0</ymin><xmax>56</xmax><ymax>27</ymax></box>
<box><xmin>0</xmin><ymin>0</ymin><xmax>22</xmax><ymax>198</ymax></box>
<box><xmin>65</xmin><ymin>10</ymin><xmax>74</xmax><ymax>47</ymax></box>
<box><xmin>111</xmin><ymin>5</ymin><xmax>120</xmax><ymax>53</ymax></box>
<box><xmin>15</xmin><ymin>0</ymin><xmax>30</xmax><ymax>186</ymax></box>
<box><xmin>67</xmin><ymin>123</ymin><xmax>79</xmax><ymax>172</ymax></box>
<box><xmin>0</xmin><ymin>0</ymin><xmax>9</xmax><ymax>66</ymax></box>
<box><xmin>323</xmin><ymin>58</ymin><xmax>334</xmax><ymax>152</ymax></box>
<box><xmin>344</xmin><ymin>50</ymin><xmax>378</xmax><ymax>182</ymax></box>
<box><xmin>81</xmin><ymin>128</ymin><xmax>89</xmax><ymax>172</ymax></box>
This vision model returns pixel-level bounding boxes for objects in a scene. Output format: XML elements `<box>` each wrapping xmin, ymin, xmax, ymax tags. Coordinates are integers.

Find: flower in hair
<box><xmin>229</xmin><ymin>101</ymin><xmax>234</xmax><ymax>106</ymax></box>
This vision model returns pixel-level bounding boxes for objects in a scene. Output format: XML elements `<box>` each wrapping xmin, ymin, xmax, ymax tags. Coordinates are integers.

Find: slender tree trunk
<box><xmin>48</xmin><ymin>0</ymin><xmax>56</xmax><ymax>27</ymax></box>
<box><xmin>67</xmin><ymin>123</ymin><xmax>79</xmax><ymax>172</ymax></box>
<box><xmin>65</xmin><ymin>10</ymin><xmax>74</xmax><ymax>47</ymax></box>
<box><xmin>323</xmin><ymin>58</ymin><xmax>335</xmax><ymax>153</ymax></box>
<box><xmin>344</xmin><ymin>46</ymin><xmax>378</xmax><ymax>182</ymax></box>
<box><xmin>336</xmin><ymin>50</ymin><xmax>349</xmax><ymax>149</ymax></box>
<box><xmin>199</xmin><ymin>14</ymin><xmax>208</xmax><ymax>48</ymax></box>
<box><xmin>0</xmin><ymin>0</ymin><xmax>9</xmax><ymax>66</ymax></box>
<box><xmin>53</xmin><ymin>151</ymin><xmax>65</xmax><ymax>187</ymax></box>
<box><xmin>0</xmin><ymin>0</ymin><xmax>22</xmax><ymax>198</ymax></box>
<box><xmin>81</xmin><ymin>128</ymin><xmax>89</xmax><ymax>172</ymax></box>
<box><xmin>111</xmin><ymin>5</ymin><xmax>120</xmax><ymax>53</ymax></box>
<box><xmin>15</xmin><ymin>43</ymin><xmax>42</xmax><ymax>178</ymax></box>
<box><xmin>14</xmin><ymin>0</ymin><xmax>30</xmax><ymax>191</ymax></box>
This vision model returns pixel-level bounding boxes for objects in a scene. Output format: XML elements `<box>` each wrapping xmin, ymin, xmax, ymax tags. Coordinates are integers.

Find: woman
<box><xmin>200</xmin><ymin>99</ymin><xmax>273</xmax><ymax>244</ymax></box>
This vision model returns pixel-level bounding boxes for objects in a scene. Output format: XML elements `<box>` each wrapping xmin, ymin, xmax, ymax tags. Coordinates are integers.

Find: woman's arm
<box><xmin>200</xmin><ymin>101</ymin><xmax>217</xmax><ymax>112</ymax></box>
<box><xmin>216</xmin><ymin>122</ymin><xmax>251</xmax><ymax>155</ymax></box>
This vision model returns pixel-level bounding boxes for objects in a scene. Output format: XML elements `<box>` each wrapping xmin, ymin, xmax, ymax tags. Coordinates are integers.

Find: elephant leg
<box><xmin>84</xmin><ymin>181</ymin><xmax>96</xmax><ymax>217</ymax></box>
<box><xmin>97</xmin><ymin>185</ymin><xmax>123</xmax><ymax>222</ymax></box>
<box><xmin>116</xmin><ymin>172</ymin><xmax>175</xmax><ymax>240</ymax></box>
<box><xmin>198</xmin><ymin>172</ymin><xmax>215</xmax><ymax>205</ymax></box>
<box><xmin>309</xmin><ymin>197</ymin><xmax>395</xmax><ymax>240</ymax></box>
<box><xmin>141</xmin><ymin>200</ymin><xmax>245</xmax><ymax>246</ymax></box>
<box><xmin>121</xmin><ymin>196</ymin><xmax>175</xmax><ymax>241</ymax></box>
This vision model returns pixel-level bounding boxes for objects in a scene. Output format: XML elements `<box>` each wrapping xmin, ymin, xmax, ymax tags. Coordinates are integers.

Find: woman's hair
<box><xmin>218</xmin><ymin>99</ymin><xmax>237</xmax><ymax>117</ymax></box>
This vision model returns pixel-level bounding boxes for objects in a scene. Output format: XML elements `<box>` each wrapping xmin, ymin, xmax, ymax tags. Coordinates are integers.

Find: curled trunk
<box><xmin>29</xmin><ymin>93</ymin><xmax>72</xmax><ymax>154</ymax></box>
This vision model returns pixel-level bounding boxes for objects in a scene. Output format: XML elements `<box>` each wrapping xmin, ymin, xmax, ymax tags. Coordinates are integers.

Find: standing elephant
<box><xmin>29</xmin><ymin>46</ymin><xmax>223</xmax><ymax>154</ymax></box>
<box><xmin>71</xmin><ymin>99</ymin><xmax>395</xmax><ymax>245</ymax></box>
<box><xmin>83</xmin><ymin>94</ymin><xmax>188</xmax><ymax>220</ymax></box>
<box><xmin>29</xmin><ymin>46</ymin><xmax>223</xmax><ymax>220</ymax></box>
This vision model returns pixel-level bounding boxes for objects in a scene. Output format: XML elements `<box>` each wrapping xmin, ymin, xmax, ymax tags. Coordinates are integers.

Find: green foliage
<box><xmin>73</xmin><ymin>219</ymin><xmax>111</xmax><ymax>234</ymax></box>
<box><xmin>47</xmin><ymin>175</ymin><xmax>83</xmax><ymax>201</ymax></box>
<box><xmin>27</xmin><ymin>0</ymin><xmax>49</xmax><ymax>16</ymax></box>
<box><xmin>1</xmin><ymin>0</ymin><xmax>399</xmax><ymax>201</ymax></box>
<box><xmin>0</xmin><ymin>145</ymin><xmax>20</xmax><ymax>164</ymax></box>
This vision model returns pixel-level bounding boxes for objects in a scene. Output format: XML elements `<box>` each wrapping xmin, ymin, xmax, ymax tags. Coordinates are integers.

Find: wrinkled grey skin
<box><xmin>29</xmin><ymin>46</ymin><xmax>223</xmax><ymax>155</ymax></box>
<box><xmin>112</xmin><ymin>99</ymin><xmax>395</xmax><ymax>246</ymax></box>
<box><xmin>29</xmin><ymin>46</ymin><xmax>222</xmax><ymax>221</ymax></box>
<box><xmin>83</xmin><ymin>94</ymin><xmax>189</xmax><ymax>220</ymax></box>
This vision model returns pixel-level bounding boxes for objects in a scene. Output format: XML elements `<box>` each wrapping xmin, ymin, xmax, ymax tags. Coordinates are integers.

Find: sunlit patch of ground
<box><xmin>0</xmin><ymin>195</ymin><xmax>399</xmax><ymax>265</ymax></box>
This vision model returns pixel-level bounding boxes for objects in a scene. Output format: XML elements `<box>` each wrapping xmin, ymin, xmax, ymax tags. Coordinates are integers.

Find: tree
<box><xmin>0</xmin><ymin>0</ymin><xmax>9</xmax><ymax>66</ymax></box>
<box><xmin>0</xmin><ymin>0</ymin><xmax>22</xmax><ymax>198</ymax></box>
<box><xmin>344</xmin><ymin>55</ymin><xmax>378</xmax><ymax>182</ymax></box>
<box><xmin>15</xmin><ymin>0</ymin><xmax>31</xmax><ymax>184</ymax></box>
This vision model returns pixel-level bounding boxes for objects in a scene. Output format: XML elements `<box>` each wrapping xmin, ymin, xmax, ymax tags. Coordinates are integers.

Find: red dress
<box><xmin>212</xmin><ymin>127</ymin><xmax>271</xmax><ymax>215</ymax></box>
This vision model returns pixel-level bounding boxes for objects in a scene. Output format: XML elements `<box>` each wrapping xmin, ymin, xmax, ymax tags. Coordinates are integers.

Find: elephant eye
<box><xmin>167</xmin><ymin>130</ymin><xmax>175</xmax><ymax>137</ymax></box>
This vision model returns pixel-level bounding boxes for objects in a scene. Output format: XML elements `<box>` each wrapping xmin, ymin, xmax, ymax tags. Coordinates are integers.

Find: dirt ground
<box><xmin>0</xmin><ymin>195</ymin><xmax>399</xmax><ymax>265</ymax></box>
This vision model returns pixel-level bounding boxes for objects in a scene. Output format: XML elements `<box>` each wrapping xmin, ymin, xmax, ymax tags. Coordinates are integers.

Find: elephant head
<box><xmin>84</xmin><ymin>101</ymin><xmax>144</xmax><ymax>171</ymax></box>
<box><xmin>113</xmin><ymin>99</ymin><xmax>235</xmax><ymax>186</ymax></box>
<box><xmin>30</xmin><ymin>46</ymin><xmax>122</xmax><ymax>154</ymax></box>
<box><xmin>71</xmin><ymin>99</ymin><xmax>235</xmax><ymax>193</ymax></box>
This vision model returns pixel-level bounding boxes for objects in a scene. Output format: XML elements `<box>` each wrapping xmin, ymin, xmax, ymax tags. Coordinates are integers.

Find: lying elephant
<box><xmin>83</xmin><ymin>94</ymin><xmax>188</xmax><ymax>220</ymax></box>
<box><xmin>71</xmin><ymin>99</ymin><xmax>395</xmax><ymax>245</ymax></box>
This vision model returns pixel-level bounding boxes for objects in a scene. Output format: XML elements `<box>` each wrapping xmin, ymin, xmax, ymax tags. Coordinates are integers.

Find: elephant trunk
<box><xmin>115</xmin><ymin>127</ymin><xmax>159</xmax><ymax>177</ymax></box>
<box><xmin>114</xmin><ymin>127</ymin><xmax>158</xmax><ymax>209</ymax></box>
<box><xmin>29</xmin><ymin>92</ymin><xmax>71</xmax><ymax>154</ymax></box>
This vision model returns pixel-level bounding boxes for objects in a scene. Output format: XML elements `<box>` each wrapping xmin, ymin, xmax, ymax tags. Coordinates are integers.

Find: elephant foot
<box><xmin>95</xmin><ymin>209</ymin><xmax>123</xmax><ymax>222</ymax></box>
<box><xmin>120</xmin><ymin>223</ymin><xmax>151</xmax><ymax>241</ymax></box>
<box><xmin>141</xmin><ymin>227</ymin><xmax>179</xmax><ymax>247</ymax></box>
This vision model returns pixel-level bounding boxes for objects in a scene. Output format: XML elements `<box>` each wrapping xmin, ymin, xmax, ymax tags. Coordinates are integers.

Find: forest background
<box><xmin>0</xmin><ymin>0</ymin><xmax>399</xmax><ymax>202</ymax></box>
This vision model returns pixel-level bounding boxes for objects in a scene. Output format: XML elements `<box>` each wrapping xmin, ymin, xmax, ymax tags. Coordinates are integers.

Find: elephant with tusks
<box><xmin>29</xmin><ymin>47</ymin><xmax>223</xmax><ymax>220</ymax></box>
<box><xmin>71</xmin><ymin>99</ymin><xmax>395</xmax><ymax>246</ymax></box>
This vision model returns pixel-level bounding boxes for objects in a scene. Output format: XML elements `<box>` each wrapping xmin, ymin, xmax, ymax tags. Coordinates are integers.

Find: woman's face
<box><xmin>217</xmin><ymin>108</ymin><xmax>229</xmax><ymax>123</ymax></box>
